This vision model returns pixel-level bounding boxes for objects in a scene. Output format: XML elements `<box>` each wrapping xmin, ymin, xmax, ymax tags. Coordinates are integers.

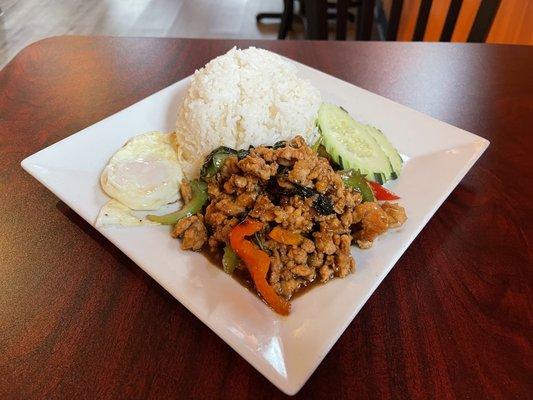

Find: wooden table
<box><xmin>1</xmin><ymin>37</ymin><xmax>532</xmax><ymax>398</ymax></box>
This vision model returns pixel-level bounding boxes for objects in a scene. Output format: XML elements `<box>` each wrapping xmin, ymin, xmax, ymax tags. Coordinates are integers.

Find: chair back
<box><xmin>365</xmin><ymin>0</ymin><xmax>502</xmax><ymax>42</ymax></box>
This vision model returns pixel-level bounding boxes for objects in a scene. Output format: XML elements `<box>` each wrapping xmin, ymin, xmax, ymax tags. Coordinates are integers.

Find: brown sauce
<box><xmin>201</xmin><ymin>248</ymin><xmax>255</xmax><ymax>293</ymax></box>
<box><xmin>201</xmin><ymin>248</ymin><xmax>321</xmax><ymax>301</ymax></box>
<box><xmin>290</xmin><ymin>278</ymin><xmax>321</xmax><ymax>299</ymax></box>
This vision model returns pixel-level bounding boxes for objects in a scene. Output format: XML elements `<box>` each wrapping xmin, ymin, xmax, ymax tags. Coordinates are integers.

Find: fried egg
<box><xmin>100</xmin><ymin>131</ymin><xmax>183</xmax><ymax>211</ymax></box>
<box><xmin>95</xmin><ymin>199</ymin><xmax>159</xmax><ymax>227</ymax></box>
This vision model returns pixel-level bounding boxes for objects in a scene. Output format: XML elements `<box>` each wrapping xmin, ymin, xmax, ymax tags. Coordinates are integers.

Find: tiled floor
<box><xmin>0</xmin><ymin>0</ymin><xmax>314</xmax><ymax>68</ymax></box>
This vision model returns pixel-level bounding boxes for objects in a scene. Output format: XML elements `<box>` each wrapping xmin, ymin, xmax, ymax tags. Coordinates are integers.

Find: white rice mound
<box><xmin>173</xmin><ymin>47</ymin><xmax>322</xmax><ymax>178</ymax></box>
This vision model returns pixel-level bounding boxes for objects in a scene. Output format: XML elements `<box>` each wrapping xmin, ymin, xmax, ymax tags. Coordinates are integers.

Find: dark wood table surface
<box><xmin>1</xmin><ymin>37</ymin><xmax>532</xmax><ymax>399</ymax></box>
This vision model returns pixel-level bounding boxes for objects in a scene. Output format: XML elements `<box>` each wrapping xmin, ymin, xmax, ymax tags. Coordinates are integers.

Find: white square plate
<box><xmin>21</xmin><ymin>55</ymin><xmax>488</xmax><ymax>395</ymax></box>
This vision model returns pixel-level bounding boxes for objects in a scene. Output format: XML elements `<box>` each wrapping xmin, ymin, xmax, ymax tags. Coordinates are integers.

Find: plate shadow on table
<box><xmin>52</xmin><ymin>198</ymin><xmax>366</xmax><ymax>396</ymax></box>
<box><xmin>54</xmin><ymin>200</ymin><xmax>178</xmax><ymax>306</ymax></box>
<box><xmin>53</xmin><ymin>200</ymin><xmax>289</xmax><ymax>390</ymax></box>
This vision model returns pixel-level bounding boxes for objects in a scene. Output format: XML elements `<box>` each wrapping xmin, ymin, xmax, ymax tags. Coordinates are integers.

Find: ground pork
<box><xmin>381</xmin><ymin>202</ymin><xmax>407</xmax><ymax>228</ymax></box>
<box><xmin>172</xmin><ymin>215</ymin><xmax>207</xmax><ymax>251</ymax></box>
<box><xmin>172</xmin><ymin>136</ymin><xmax>406</xmax><ymax>300</ymax></box>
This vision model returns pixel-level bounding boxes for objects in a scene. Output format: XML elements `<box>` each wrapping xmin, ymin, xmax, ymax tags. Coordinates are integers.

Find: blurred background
<box><xmin>1</xmin><ymin>0</ymin><xmax>532</xmax><ymax>68</ymax></box>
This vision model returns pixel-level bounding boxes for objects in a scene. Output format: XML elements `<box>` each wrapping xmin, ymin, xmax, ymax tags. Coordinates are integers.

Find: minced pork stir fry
<box><xmin>157</xmin><ymin>136</ymin><xmax>406</xmax><ymax>315</ymax></box>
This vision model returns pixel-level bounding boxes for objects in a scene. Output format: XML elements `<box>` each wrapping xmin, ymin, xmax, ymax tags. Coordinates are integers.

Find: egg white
<box><xmin>100</xmin><ymin>131</ymin><xmax>183</xmax><ymax>211</ymax></box>
<box><xmin>95</xmin><ymin>199</ymin><xmax>160</xmax><ymax>227</ymax></box>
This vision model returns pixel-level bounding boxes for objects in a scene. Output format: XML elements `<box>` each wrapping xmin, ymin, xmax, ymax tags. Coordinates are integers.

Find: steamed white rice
<box><xmin>173</xmin><ymin>47</ymin><xmax>322</xmax><ymax>178</ymax></box>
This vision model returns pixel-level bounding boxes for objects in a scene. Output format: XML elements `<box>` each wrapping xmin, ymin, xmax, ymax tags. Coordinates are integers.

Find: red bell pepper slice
<box><xmin>367</xmin><ymin>180</ymin><xmax>401</xmax><ymax>200</ymax></box>
<box><xmin>268</xmin><ymin>226</ymin><xmax>303</xmax><ymax>246</ymax></box>
<box><xmin>229</xmin><ymin>219</ymin><xmax>291</xmax><ymax>315</ymax></box>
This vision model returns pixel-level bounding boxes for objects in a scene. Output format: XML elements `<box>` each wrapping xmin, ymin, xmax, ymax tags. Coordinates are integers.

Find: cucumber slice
<box><xmin>364</xmin><ymin>125</ymin><xmax>402</xmax><ymax>179</ymax></box>
<box><xmin>317</xmin><ymin>103</ymin><xmax>393</xmax><ymax>183</ymax></box>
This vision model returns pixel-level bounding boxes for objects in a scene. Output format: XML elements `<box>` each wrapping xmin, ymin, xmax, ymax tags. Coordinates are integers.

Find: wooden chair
<box><xmin>356</xmin><ymin>0</ymin><xmax>502</xmax><ymax>42</ymax></box>
<box><xmin>256</xmin><ymin>0</ymin><xmax>359</xmax><ymax>40</ymax></box>
<box><xmin>256</xmin><ymin>0</ymin><xmax>296</xmax><ymax>40</ymax></box>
